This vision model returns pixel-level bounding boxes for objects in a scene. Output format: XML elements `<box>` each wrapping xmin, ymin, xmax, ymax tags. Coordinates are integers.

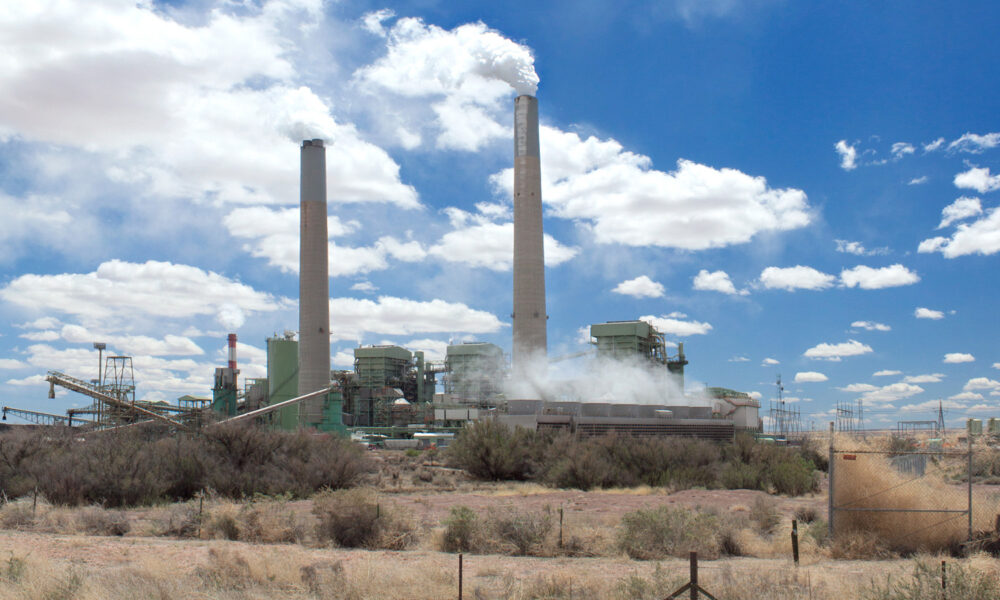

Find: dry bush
<box><xmin>238</xmin><ymin>500</ymin><xmax>304</xmax><ymax>544</ymax></box>
<box><xmin>156</xmin><ymin>502</ymin><xmax>201</xmax><ymax>538</ymax></box>
<box><xmin>446</xmin><ymin>420</ymin><xmax>539</xmax><ymax>481</ymax></box>
<box><xmin>0</xmin><ymin>503</ymin><xmax>35</xmax><ymax>530</ymax></box>
<box><xmin>794</xmin><ymin>505</ymin><xmax>820</xmax><ymax>523</ymax></box>
<box><xmin>485</xmin><ymin>506</ymin><xmax>553</xmax><ymax>556</ymax></box>
<box><xmin>0</xmin><ymin>430</ymin><xmax>48</xmax><ymax>499</ymax></box>
<box><xmin>312</xmin><ymin>488</ymin><xmax>416</xmax><ymax>550</ymax></box>
<box><xmin>617</xmin><ymin>506</ymin><xmax>723</xmax><ymax>560</ymax></box>
<box><xmin>76</xmin><ymin>507</ymin><xmax>130</xmax><ymax>536</ymax></box>
<box><xmin>749</xmin><ymin>496</ymin><xmax>781</xmax><ymax>535</ymax></box>
<box><xmin>204</xmin><ymin>502</ymin><xmax>241</xmax><ymax>540</ymax></box>
<box><xmin>441</xmin><ymin>505</ymin><xmax>481</xmax><ymax>553</ymax></box>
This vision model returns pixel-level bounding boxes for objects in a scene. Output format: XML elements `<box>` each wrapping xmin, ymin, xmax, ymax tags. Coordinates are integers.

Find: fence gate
<box><xmin>828</xmin><ymin>427</ymin><xmax>972</xmax><ymax>552</ymax></box>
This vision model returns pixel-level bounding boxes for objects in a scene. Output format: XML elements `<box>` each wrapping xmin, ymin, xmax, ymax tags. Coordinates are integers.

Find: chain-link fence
<box><xmin>829</xmin><ymin>435</ymin><xmax>972</xmax><ymax>553</ymax></box>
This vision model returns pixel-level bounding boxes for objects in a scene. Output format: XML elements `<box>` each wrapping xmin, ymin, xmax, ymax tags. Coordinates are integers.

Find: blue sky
<box><xmin>1</xmin><ymin>0</ymin><xmax>999</xmax><ymax>428</ymax></box>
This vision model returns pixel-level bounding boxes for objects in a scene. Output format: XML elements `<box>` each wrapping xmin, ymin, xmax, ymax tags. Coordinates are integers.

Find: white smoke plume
<box><xmin>507</xmin><ymin>350</ymin><xmax>706</xmax><ymax>407</ymax></box>
<box><xmin>359</xmin><ymin>18</ymin><xmax>539</xmax><ymax>98</ymax></box>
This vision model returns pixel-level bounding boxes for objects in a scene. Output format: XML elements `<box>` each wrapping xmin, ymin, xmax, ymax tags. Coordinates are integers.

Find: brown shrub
<box><xmin>749</xmin><ymin>496</ymin><xmax>781</xmax><ymax>535</ymax></box>
<box><xmin>313</xmin><ymin>488</ymin><xmax>416</xmax><ymax>550</ymax></box>
<box><xmin>76</xmin><ymin>507</ymin><xmax>130</xmax><ymax>536</ymax></box>
<box><xmin>0</xmin><ymin>504</ymin><xmax>35</xmax><ymax>530</ymax></box>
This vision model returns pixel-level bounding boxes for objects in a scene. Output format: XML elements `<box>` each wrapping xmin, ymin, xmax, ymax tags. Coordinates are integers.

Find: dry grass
<box><xmin>2</xmin><ymin>527</ymin><xmax>1000</xmax><ymax>600</ymax></box>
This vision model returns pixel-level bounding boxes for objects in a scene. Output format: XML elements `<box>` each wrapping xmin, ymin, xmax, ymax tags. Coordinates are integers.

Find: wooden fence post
<box><xmin>690</xmin><ymin>551</ymin><xmax>698</xmax><ymax>600</ymax></box>
<box><xmin>791</xmin><ymin>519</ymin><xmax>800</xmax><ymax>565</ymax></box>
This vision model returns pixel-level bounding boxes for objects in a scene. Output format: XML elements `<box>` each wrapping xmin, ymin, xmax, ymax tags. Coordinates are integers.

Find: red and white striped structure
<box><xmin>227</xmin><ymin>333</ymin><xmax>238</xmax><ymax>370</ymax></box>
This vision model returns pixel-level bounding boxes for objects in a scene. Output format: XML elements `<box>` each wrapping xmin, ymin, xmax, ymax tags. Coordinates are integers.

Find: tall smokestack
<box><xmin>298</xmin><ymin>139</ymin><xmax>331</xmax><ymax>425</ymax></box>
<box><xmin>512</xmin><ymin>95</ymin><xmax>547</xmax><ymax>376</ymax></box>
<box><xmin>227</xmin><ymin>333</ymin><xmax>237</xmax><ymax>370</ymax></box>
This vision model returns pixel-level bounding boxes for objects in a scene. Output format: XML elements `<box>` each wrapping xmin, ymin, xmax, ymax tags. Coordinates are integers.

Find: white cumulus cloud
<box><xmin>903</xmin><ymin>373</ymin><xmax>944</xmax><ymax>383</ymax></box>
<box><xmin>835</xmin><ymin>140</ymin><xmax>857</xmax><ymax>170</ymax></box>
<box><xmin>491</xmin><ymin>129</ymin><xmax>812</xmax><ymax>250</ymax></box>
<box><xmin>329</xmin><ymin>296</ymin><xmax>505</xmax><ymax>342</ymax></box>
<box><xmin>873</xmin><ymin>370</ymin><xmax>902</xmax><ymax>377</ymax></box>
<box><xmin>804</xmin><ymin>339</ymin><xmax>873</xmax><ymax>361</ymax></box>
<box><xmin>795</xmin><ymin>371</ymin><xmax>828</xmax><ymax>383</ymax></box>
<box><xmin>964</xmin><ymin>377</ymin><xmax>1000</xmax><ymax>392</ymax></box>
<box><xmin>840</xmin><ymin>264</ymin><xmax>919</xmax><ymax>289</ymax></box>
<box><xmin>852</xmin><ymin>321</ymin><xmax>891</xmax><ymax>332</ymax></box>
<box><xmin>918</xmin><ymin>208</ymin><xmax>1000</xmax><ymax>258</ymax></box>
<box><xmin>692</xmin><ymin>269</ymin><xmax>746</xmax><ymax>295</ymax></box>
<box><xmin>0</xmin><ymin>260</ymin><xmax>288</xmax><ymax>324</ymax></box>
<box><xmin>891</xmin><ymin>142</ymin><xmax>915</xmax><ymax>159</ymax></box>
<box><xmin>954</xmin><ymin>167</ymin><xmax>1000</xmax><ymax>193</ymax></box>
<box><xmin>938</xmin><ymin>197</ymin><xmax>983</xmax><ymax>228</ymax></box>
<box><xmin>914</xmin><ymin>307</ymin><xmax>944</xmax><ymax>320</ymax></box>
<box><xmin>834</xmin><ymin>240</ymin><xmax>889</xmax><ymax>256</ymax></box>
<box><xmin>759</xmin><ymin>266</ymin><xmax>835</xmax><ymax>291</ymax></box>
<box><xmin>948</xmin><ymin>132</ymin><xmax>1000</xmax><ymax>154</ymax></box>
<box><xmin>943</xmin><ymin>353</ymin><xmax>975</xmax><ymax>364</ymax></box>
<box><xmin>613</xmin><ymin>276</ymin><xmax>665</xmax><ymax>298</ymax></box>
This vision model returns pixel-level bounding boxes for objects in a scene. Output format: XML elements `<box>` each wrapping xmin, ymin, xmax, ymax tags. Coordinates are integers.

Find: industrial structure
<box><xmin>511</xmin><ymin>94</ymin><xmax>547</xmax><ymax>381</ymax></box>
<box><xmin>298</xmin><ymin>139</ymin><xmax>332</xmax><ymax>427</ymax></box>
<box><xmin>496</xmin><ymin>320</ymin><xmax>757</xmax><ymax>440</ymax></box>
<box><xmin>8</xmin><ymin>104</ymin><xmax>764</xmax><ymax>445</ymax></box>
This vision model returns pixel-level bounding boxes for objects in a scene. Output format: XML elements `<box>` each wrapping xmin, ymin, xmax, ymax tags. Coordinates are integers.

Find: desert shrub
<box><xmin>76</xmin><ymin>507</ymin><xmax>130</xmax><ymax>536</ymax></box>
<box><xmin>158</xmin><ymin>503</ymin><xmax>201</xmax><ymax>538</ymax></box>
<box><xmin>486</xmin><ymin>507</ymin><xmax>552</xmax><ymax>556</ymax></box>
<box><xmin>447</xmin><ymin>420</ymin><xmax>539</xmax><ymax>481</ymax></box>
<box><xmin>441</xmin><ymin>505</ymin><xmax>482</xmax><ymax>553</ymax></box>
<box><xmin>312</xmin><ymin>488</ymin><xmax>416</xmax><ymax>550</ymax></box>
<box><xmin>749</xmin><ymin>496</ymin><xmax>781</xmax><ymax>535</ymax></box>
<box><xmin>863</xmin><ymin>559</ymin><xmax>1000</xmax><ymax>600</ymax></box>
<box><xmin>617</xmin><ymin>506</ymin><xmax>722</xmax><ymax>560</ymax></box>
<box><xmin>540</xmin><ymin>437</ymin><xmax>618</xmax><ymax>490</ymax></box>
<box><xmin>805</xmin><ymin>519</ymin><xmax>828</xmax><ymax>545</ymax></box>
<box><xmin>0</xmin><ymin>430</ymin><xmax>48</xmax><ymax>499</ymax></box>
<box><xmin>720</xmin><ymin>462</ymin><xmax>765</xmax><ymax>490</ymax></box>
<box><xmin>36</xmin><ymin>430</ymin><xmax>166</xmax><ymax>507</ymax></box>
<box><xmin>970</xmin><ymin>447</ymin><xmax>1000</xmax><ymax>483</ymax></box>
<box><xmin>768</xmin><ymin>455</ymin><xmax>818</xmax><ymax>495</ymax></box>
<box><xmin>793</xmin><ymin>505</ymin><xmax>819</xmax><ymax>523</ymax></box>
<box><xmin>0</xmin><ymin>504</ymin><xmax>35</xmax><ymax>530</ymax></box>
<box><xmin>238</xmin><ymin>500</ymin><xmax>303</xmax><ymax>544</ymax></box>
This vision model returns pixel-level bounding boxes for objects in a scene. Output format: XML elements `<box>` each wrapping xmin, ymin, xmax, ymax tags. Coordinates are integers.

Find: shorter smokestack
<box><xmin>227</xmin><ymin>333</ymin><xmax>238</xmax><ymax>370</ymax></box>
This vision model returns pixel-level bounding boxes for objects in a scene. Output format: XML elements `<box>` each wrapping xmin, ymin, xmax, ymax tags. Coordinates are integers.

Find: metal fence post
<box><xmin>458</xmin><ymin>553</ymin><xmax>463</xmax><ymax>600</ymax></box>
<box><xmin>968</xmin><ymin>435</ymin><xmax>973</xmax><ymax>541</ymax></box>
<box><xmin>828</xmin><ymin>422</ymin><xmax>835</xmax><ymax>539</ymax></box>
